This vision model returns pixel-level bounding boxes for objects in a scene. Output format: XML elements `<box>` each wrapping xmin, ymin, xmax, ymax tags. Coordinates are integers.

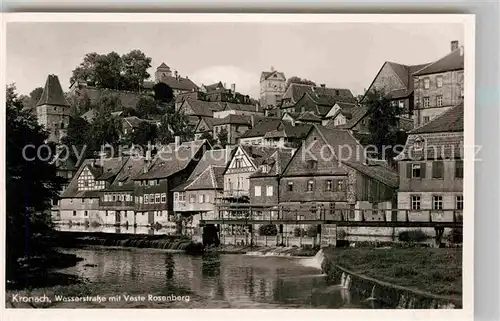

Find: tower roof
<box><xmin>157</xmin><ymin>62</ymin><xmax>170</xmax><ymax>70</ymax></box>
<box><xmin>36</xmin><ymin>74</ymin><xmax>70</xmax><ymax>107</ymax></box>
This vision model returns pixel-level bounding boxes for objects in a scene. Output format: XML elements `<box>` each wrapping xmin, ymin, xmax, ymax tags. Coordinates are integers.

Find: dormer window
<box><xmin>306</xmin><ymin>159</ymin><xmax>318</xmax><ymax>170</ymax></box>
<box><xmin>413</xmin><ymin>137</ymin><xmax>425</xmax><ymax>151</ymax></box>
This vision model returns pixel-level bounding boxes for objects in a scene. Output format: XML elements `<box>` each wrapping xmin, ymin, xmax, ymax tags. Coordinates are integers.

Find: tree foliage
<box><xmin>285</xmin><ymin>76</ymin><xmax>316</xmax><ymax>89</ymax></box>
<box><xmin>126</xmin><ymin>121</ymin><xmax>158</xmax><ymax>148</ymax></box>
<box><xmin>70</xmin><ymin>50</ymin><xmax>152</xmax><ymax>92</ymax></box>
<box><xmin>136</xmin><ymin>96</ymin><xmax>161</xmax><ymax>119</ymax></box>
<box><xmin>362</xmin><ymin>88</ymin><xmax>408</xmax><ymax>165</ymax></box>
<box><xmin>6</xmin><ymin>84</ymin><xmax>65</xmax><ymax>279</ymax></box>
<box><xmin>217</xmin><ymin>127</ymin><xmax>229</xmax><ymax>148</ymax></box>
<box><xmin>200</xmin><ymin>131</ymin><xmax>216</xmax><ymax>147</ymax></box>
<box><xmin>258</xmin><ymin>224</ymin><xmax>278</xmax><ymax>236</ymax></box>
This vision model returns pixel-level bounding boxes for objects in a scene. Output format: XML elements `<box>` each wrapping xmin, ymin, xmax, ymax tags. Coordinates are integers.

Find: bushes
<box><xmin>398</xmin><ymin>229</ymin><xmax>429</xmax><ymax>243</ymax></box>
<box><xmin>293</xmin><ymin>227</ymin><xmax>306</xmax><ymax>237</ymax></box>
<box><xmin>258</xmin><ymin>224</ymin><xmax>278</xmax><ymax>236</ymax></box>
<box><xmin>445</xmin><ymin>228</ymin><xmax>463</xmax><ymax>244</ymax></box>
<box><xmin>306</xmin><ymin>225</ymin><xmax>319</xmax><ymax>237</ymax></box>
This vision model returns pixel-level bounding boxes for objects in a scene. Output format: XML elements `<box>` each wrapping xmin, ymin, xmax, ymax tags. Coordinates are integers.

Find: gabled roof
<box><xmin>37</xmin><ymin>74</ymin><xmax>70</xmax><ymax>107</ymax></box>
<box><xmin>187</xmin><ymin>148</ymin><xmax>234</xmax><ymax>181</ymax></box>
<box><xmin>413</xmin><ymin>47</ymin><xmax>464</xmax><ymax>76</ymax></box>
<box><xmin>240</xmin><ymin>118</ymin><xmax>282</xmax><ymax>138</ymax></box>
<box><xmin>184</xmin><ymin>165</ymin><xmax>226</xmax><ymax>191</ymax></box>
<box><xmin>410</xmin><ymin>102</ymin><xmax>464</xmax><ymax>134</ymax></box>
<box><xmin>282</xmin><ymin>83</ymin><xmax>355</xmax><ymax>107</ymax></box>
<box><xmin>250</xmin><ymin>149</ymin><xmax>294</xmax><ymax>178</ymax></box>
<box><xmin>223</xmin><ymin>102</ymin><xmax>258</xmax><ymax>113</ymax></box>
<box><xmin>213</xmin><ymin>114</ymin><xmax>253</xmax><ymax>126</ymax></box>
<box><xmin>236</xmin><ymin>145</ymin><xmax>287</xmax><ymax>170</ymax></box>
<box><xmin>284</xmin><ymin>111</ymin><xmax>323</xmax><ymax>123</ymax></box>
<box><xmin>331</xmin><ymin>105</ymin><xmax>369</xmax><ymax>130</ymax></box>
<box><xmin>261</xmin><ymin>70</ymin><xmax>286</xmax><ymax>81</ymax></box>
<box><xmin>157</xmin><ymin>62</ymin><xmax>170</xmax><ymax>70</ymax></box>
<box><xmin>143</xmin><ymin>76</ymin><xmax>199</xmax><ymax>91</ymax></box>
<box><xmin>133</xmin><ymin>140</ymin><xmax>207</xmax><ymax>180</ymax></box>
<box><xmin>106</xmin><ymin>156</ymin><xmax>146</xmax><ymax>191</ymax></box>
<box><xmin>204</xmin><ymin>81</ymin><xmax>225</xmax><ymax>92</ymax></box>
<box><xmin>342</xmin><ymin>160</ymin><xmax>399</xmax><ymax>188</ymax></box>
<box><xmin>183</xmin><ymin>100</ymin><xmax>224</xmax><ymax>117</ymax></box>
<box><xmin>60</xmin><ymin>157</ymin><xmax>128</xmax><ymax>198</ymax></box>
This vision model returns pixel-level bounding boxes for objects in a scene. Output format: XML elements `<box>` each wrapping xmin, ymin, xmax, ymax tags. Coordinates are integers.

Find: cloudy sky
<box><xmin>6</xmin><ymin>22</ymin><xmax>464</xmax><ymax>98</ymax></box>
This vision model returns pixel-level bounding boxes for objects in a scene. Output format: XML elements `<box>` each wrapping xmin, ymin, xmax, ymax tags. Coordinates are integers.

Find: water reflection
<box><xmin>57</xmin><ymin>248</ymin><xmax>374</xmax><ymax>308</ymax></box>
<box><xmin>55</xmin><ymin>224</ymin><xmax>174</xmax><ymax>235</ymax></box>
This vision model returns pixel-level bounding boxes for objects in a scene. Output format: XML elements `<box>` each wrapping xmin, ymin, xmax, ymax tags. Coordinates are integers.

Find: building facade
<box><xmin>260</xmin><ymin>68</ymin><xmax>286</xmax><ymax>113</ymax></box>
<box><xmin>413</xmin><ymin>41</ymin><xmax>464</xmax><ymax>127</ymax></box>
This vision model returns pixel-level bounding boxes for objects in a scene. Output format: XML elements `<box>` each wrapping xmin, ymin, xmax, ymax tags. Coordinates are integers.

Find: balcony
<box><xmin>174</xmin><ymin>201</ymin><xmax>214</xmax><ymax>212</ymax></box>
<box><xmin>222</xmin><ymin>189</ymin><xmax>249</xmax><ymax>198</ymax></box>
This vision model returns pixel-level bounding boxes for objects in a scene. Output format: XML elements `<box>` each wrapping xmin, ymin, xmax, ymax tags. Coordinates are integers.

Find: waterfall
<box><xmin>298</xmin><ymin>249</ymin><xmax>325</xmax><ymax>269</ymax></box>
<box><xmin>339</xmin><ymin>272</ymin><xmax>346</xmax><ymax>287</ymax></box>
<box><xmin>343</xmin><ymin>274</ymin><xmax>352</xmax><ymax>289</ymax></box>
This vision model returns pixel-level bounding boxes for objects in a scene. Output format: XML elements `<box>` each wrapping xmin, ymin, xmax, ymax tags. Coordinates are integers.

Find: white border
<box><xmin>0</xmin><ymin>13</ymin><xmax>475</xmax><ymax>321</ymax></box>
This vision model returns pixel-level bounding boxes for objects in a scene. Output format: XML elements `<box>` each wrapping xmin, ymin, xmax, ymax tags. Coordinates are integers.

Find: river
<box><xmin>43</xmin><ymin>246</ymin><xmax>383</xmax><ymax>309</ymax></box>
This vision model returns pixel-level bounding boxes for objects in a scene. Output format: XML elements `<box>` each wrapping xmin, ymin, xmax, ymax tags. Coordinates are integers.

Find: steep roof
<box><xmin>133</xmin><ymin>140</ymin><xmax>207</xmax><ymax>180</ymax></box>
<box><xmin>213</xmin><ymin>114</ymin><xmax>253</xmax><ymax>126</ymax></box>
<box><xmin>343</xmin><ymin>160</ymin><xmax>399</xmax><ymax>188</ymax></box>
<box><xmin>185</xmin><ymin>165</ymin><xmax>226</xmax><ymax>190</ymax></box>
<box><xmin>143</xmin><ymin>76</ymin><xmax>198</xmax><ymax>91</ymax></box>
<box><xmin>204</xmin><ymin>81</ymin><xmax>225</xmax><ymax>92</ymax></box>
<box><xmin>413</xmin><ymin>47</ymin><xmax>464</xmax><ymax>76</ymax></box>
<box><xmin>224</xmin><ymin>102</ymin><xmax>259</xmax><ymax>113</ymax></box>
<box><xmin>282</xmin><ymin>83</ymin><xmax>355</xmax><ymax>106</ymax></box>
<box><xmin>410</xmin><ymin>102</ymin><xmax>464</xmax><ymax>134</ymax></box>
<box><xmin>261</xmin><ymin>70</ymin><xmax>286</xmax><ymax>81</ymax></box>
<box><xmin>60</xmin><ymin>157</ymin><xmax>128</xmax><ymax>198</ymax></box>
<box><xmin>106</xmin><ymin>156</ymin><xmax>146</xmax><ymax>192</ymax></box>
<box><xmin>284</xmin><ymin>111</ymin><xmax>323</xmax><ymax>123</ymax></box>
<box><xmin>236</xmin><ymin>145</ymin><xmax>288</xmax><ymax>170</ymax></box>
<box><xmin>331</xmin><ymin>105</ymin><xmax>369</xmax><ymax>129</ymax></box>
<box><xmin>187</xmin><ymin>148</ymin><xmax>234</xmax><ymax>181</ymax></box>
<box><xmin>240</xmin><ymin>118</ymin><xmax>282</xmax><ymax>138</ymax></box>
<box><xmin>157</xmin><ymin>62</ymin><xmax>170</xmax><ymax>69</ymax></box>
<box><xmin>250</xmin><ymin>149</ymin><xmax>294</xmax><ymax>178</ymax></box>
<box><xmin>37</xmin><ymin>74</ymin><xmax>70</xmax><ymax>107</ymax></box>
<box><xmin>183</xmin><ymin>100</ymin><xmax>224</xmax><ymax>117</ymax></box>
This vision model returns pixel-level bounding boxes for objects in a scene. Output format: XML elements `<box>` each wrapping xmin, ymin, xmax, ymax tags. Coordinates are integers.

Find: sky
<box><xmin>6</xmin><ymin>22</ymin><xmax>464</xmax><ymax>98</ymax></box>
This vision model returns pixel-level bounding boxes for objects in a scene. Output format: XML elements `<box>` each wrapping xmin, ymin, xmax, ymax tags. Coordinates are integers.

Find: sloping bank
<box><xmin>321</xmin><ymin>247</ymin><xmax>462</xmax><ymax>309</ymax></box>
<box><xmin>54</xmin><ymin>231</ymin><xmax>204</xmax><ymax>254</ymax></box>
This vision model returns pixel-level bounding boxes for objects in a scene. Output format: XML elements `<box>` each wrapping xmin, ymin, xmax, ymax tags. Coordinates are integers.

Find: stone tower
<box><xmin>259</xmin><ymin>66</ymin><xmax>286</xmax><ymax>112</ymax></box>
<box><xmin>155</xmin><ymin>62</ymin><xmax>172</xmax><ymax>83</ymax></box>
<box><xmin>36</xmin><ymin>74</ymin><xmax>71</xmax><ymax>143</ymax></box>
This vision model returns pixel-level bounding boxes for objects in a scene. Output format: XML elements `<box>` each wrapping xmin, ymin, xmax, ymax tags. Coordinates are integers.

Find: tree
<box><xmin>6</xmin><ymin>84</ymin><xmax>65</xmax><ymax>280</ymax></box>
<box><xmin>258</xmin><ymin>224</ymin><xmax>278</xmax><ymax>236</ymax></box>
<box><xmin>136</xmin><ymin>96</ymin><xmax>161</xmax><ymax>119</ymax></box>
<box><xmin>157</xmin><ymin>107</ymin><xmax>194</xmax><ymax>145</ymax></box>
<box><xmin>200</xmin><ymin>131</ymin><xmax>216</xmax><ymax>147</ymax></box>
<box><xmin>153</xmin><ymin>82</ymin><xmax>174</xmax><ymax>103</ymax></box>
<box><xmin>70</xmin><ymin>50</ymin><xmax>152</xmax><ymax>92</ymax></box>
<box><xmin>285</xmin><ymin>76</ymin><xmax>316</xmax><ymax>89</ymax></box>
<box><xmin>96</xmin><ymin>93</ymin><xmax>123</xmax><ymax>115</ymax></box>
<box><xmin>121</xmin><ymin>49</ymin><xmax>152</xmax><ymax>91</ymax></box>
<box><xmin>362</xmin><ymin>88</ymin><xmax>407</xmax><ymax>166</ymax></box>
<box><xmin>127</xmin><ymin>121</ymin><xmax>158</xmax><ymax>148</ymax></box>
<box><xmin>217</xmin><ymin>127</ymin><xmax>229</xmax><ymax>148</ymax></box>
<box><xmin>67</xmin><ymin>91</ymin><xmax>92</xmax><ymax>116</ymax></box>
<box><xmin>61</xmin><ymin>116</ymin><xmax>92</xmax><ymax>163</ymax></box>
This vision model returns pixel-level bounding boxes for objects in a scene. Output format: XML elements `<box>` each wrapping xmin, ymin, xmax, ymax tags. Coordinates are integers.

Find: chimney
<box><xmin>451</xmin><ymin>40</ymin><xmax>459</xmax><ymax>52</ymax></box>
<box><xmin>231</xmin><ymin>83</ymin><xmax>236</xmax><ymax>94</ymax></box>
<box><xmin>175</xmin><ymin>136</ymin><xmax>181</xmax><ymax>148</ymax></box>
<box><xmin>460</xmin><ymin>46</ymin><xmax>464</xmax><ymax>56</ymax></box>
<box><xmin>143</xmin><ymin>150</ymin><xmax>151</xmax><ymax>174</ymax></box>
<box><xmin>270</xmin><ymin>66</ymin><xmax>275</xmax><ymax>72</ymax></box>
<box><xmin>223</xmin><ymin>82</ymin><xmax>227</xmax><ymax>89</ymax></box>
<box><xmin>251</xmin><ymin>114</ymin><xmax>256</xmax><ymax>127</ymax></box>
<box><xmin>174</xmin><ymin>70</ymin><xmax>179</xmax><ymax>80</ymax></box>
<box><xmin>320</xmin><ymin>84</ymin><xmax>326</xmax><ymax>88</ymax></box>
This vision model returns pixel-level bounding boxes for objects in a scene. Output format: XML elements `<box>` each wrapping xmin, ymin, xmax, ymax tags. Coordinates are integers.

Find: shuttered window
<box><xmin>432</xmin><ymin>161</ymin><xmax>444</xmax><ymax>179</ymax></box>
<box><xmin>407</xmin><ymin>163</ymin><xmax>426</xmax><ymax>178</ymax></box>
<box><xmin>455</xmin><ymin>160</ymin><xmax>464</xmax><ymax>178</ymax></box>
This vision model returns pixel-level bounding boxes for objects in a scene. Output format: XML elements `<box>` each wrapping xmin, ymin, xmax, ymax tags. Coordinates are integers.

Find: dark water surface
<box><xmin>54</xmin><ymin>247</ymin><xmax>379</xmax><ymax>309</ymax></box>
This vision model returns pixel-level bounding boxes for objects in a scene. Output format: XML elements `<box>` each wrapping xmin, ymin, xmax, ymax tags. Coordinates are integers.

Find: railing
<box><xmin>222</xmin><ymin>189</ymin><xmax>249</xmax><ymax>198</ymax></box>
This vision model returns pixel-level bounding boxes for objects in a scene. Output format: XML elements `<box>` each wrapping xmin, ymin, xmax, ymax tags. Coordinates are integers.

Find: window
<box><xmin>206</xmin><ymin>195</ymin><xmax>210</xmax><ymax>203</ymax></box>
<box><xmin>118</xmin><ymin>194</ymin><xmax>123</xmax><ymax>202</ymax></box>
<box><xmin>329</xmin><ymin>202</ymin><xmax>335</xmax><ymax>215</ymax></box>
<box><xmin>432</xmin><ymin>161</ymin><xmax>444</xmax><ymax>179</ymax></box>
<box><xmin>436</xmin><ymin>95</ymin><xmax>443</xmax><ymax>107</ymax></box>
<box><xmin>124</xmin><ymin>211</ymin><xmax>127</xmax><ymax>218</ymax></box>
<box><xmin>391</xmin><ymin>101</ymin><xmax>397</xmax><ymax>107</ymax></box>
<box><xmin>423</xmin><ymin>116</ymin><xmax>430</xmax><ymax>123</ymax></box>
<box><xmin>337</xmin><ymin>180</ymin><xmax>346</xmax><ymax>192</ymax></box>
<box><xmin>135</xmin><ymin>196</ymin><xmax>138</xmax><ymax>203</ymax></box>
<box><xmin>144</xmin><ymin>195</ymin><xmax>149</xmax><ymax>204</ymax></box>
<box><xmin>112</xmin><ymin>194</ymin><xmax>116</xmax><ymax>201</ymax></box>
<box><xmin>84</xmin><ymin>210</ymin><xmax>88</xmax><ymax>217</ymax></box>
<box><xmin>423</xmin><ymin>97</ymin><xmax>430</xmax><ymax>108</ymax></box>
<box><xmin>156</xmin><ymin>179</ymin><xmax>160</xmax><ymax>185</ymax></box>
<box><xmin>190</xmin><ymin>195</ymin><xmax>195</xmax><ymax>203</ymax></box>
<box><xmin>155</xmin><ymin>193</ymin><xmax>160</xmax><ymax>203</ymax></box>
<box><xmin>326</xmin><ymin>180</ymin><xmax>333</xmax><ymax>191</ymax></box>
<box><xmin>424</xmin><ymin>78</ymin><xmax>430</xmax><ymax>89</ymax></box>
<box><xmin>73</xmin><ymin>210</ymin><xmax>77</xmax><ymax>216</ymax></box>
<box><xmin>456</xmin><ymin>195</ymin><xmax>464</xmax><ymax>210</ymax></box>
<box><xmin>118</xmin><ymin>181</ymin><xmax>123</xmax><ymax>186</ymax></box>
<box><xmin>105</xmin><ymin>211</ymin><xmax>108</xmax><ymax>217</ymax></box>
<box><xmin>399</xmin><ymin>100</ymin><xmax>405</xmax><ymax>108</ymax></box>
<box><xmin>306</xmin><ymin>159</ymin><xmax>318</xmax><ymax>170</ymax></box>
<box><xmin>437</xmin><ymin>76</ymin><xmax>443</xmax><ymax>88</ymax></box>
<box><xmin>254</xmin><ymin>185</ymin><xmax>261</xmax><ymax>197</ymax></box>
<box><xmin>413</xmin><ymin>137</ymin><xmax>424</xmax><ymax>150</ymax></box>
<box><xmin>139</xmin><ymin>196</ymin><xmax>143</xmax><ymax>204</ymax></box>
<box><xmin>411</xmin><ymin>195</ymin><xmax>421</xmax><ymax>210</ymax></box>
<box><xmin>266</xmin><ymin>185</ymin><xmax>273</xmax><ymax>196</ymax></box>
<box><xmin>411</xmin><ymin>163</ymin><xmax>422</xmax><ymax>178</ymax></box>
<box><xmin>149</xmin><ymin>180</ymin><xmax>155</xmax><ymax>186</ymax></box>
<box><xmin>287</xmin><ymin>182</ymin><xmax>293</xmax><ymax>191</ymax></box>
<box><xmin>455</xmin><ymin>160</ymin><xmax>464</xmax><ymax>178</ymax></box>
<box><xmin>199</xmin><ymin>194</ymin><xmax>204</xmax><ymax>203</ymax></box>
<box><xmin>161</xmin><ymin>193</ymin><xmax>166</xmax><ymax>203</ymax></box>
<box><xmin>433</xmin><ymin>195</ymin><xmax>443</xmax><ymax>210</ymax></box>
<box><xmin>307</xmin><ymin>180</ymin><xmax>314</xmax><ymax>192</ymax></box>
<box><xmin>52</xmin><ymin>198</ymin><xmax>58</xmax><ymax>206</ymax></box>
<box><xmin>174</xmin><ymin>192</ymin><xmax>178</xmax><ymax>201</ymax></box>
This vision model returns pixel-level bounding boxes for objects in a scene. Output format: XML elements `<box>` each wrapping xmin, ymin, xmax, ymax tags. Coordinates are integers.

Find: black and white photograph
<box><xmin>2</xmin><ymin>13</ymin><xmax>474</xmax><ymax>316</ymax></box>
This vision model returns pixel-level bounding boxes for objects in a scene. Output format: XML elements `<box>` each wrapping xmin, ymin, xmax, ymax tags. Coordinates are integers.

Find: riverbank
<box><xmin>321</xmin><ymin>247</ymin><xmax>462</xmax><ymax>308</ymax></box>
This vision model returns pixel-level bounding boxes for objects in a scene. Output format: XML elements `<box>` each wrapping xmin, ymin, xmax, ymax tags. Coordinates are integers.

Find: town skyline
<box><xmin>7</xmin><ymin>22</ymin><xmax>464</xmax><ymax>98</ymax></box>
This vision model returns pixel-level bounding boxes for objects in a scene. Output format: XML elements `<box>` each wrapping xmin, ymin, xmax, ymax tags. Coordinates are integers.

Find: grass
<box><xmin>323</xmin><ymin>247</ymin><xmax>462</xmax><ymax>296</ymax></box>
